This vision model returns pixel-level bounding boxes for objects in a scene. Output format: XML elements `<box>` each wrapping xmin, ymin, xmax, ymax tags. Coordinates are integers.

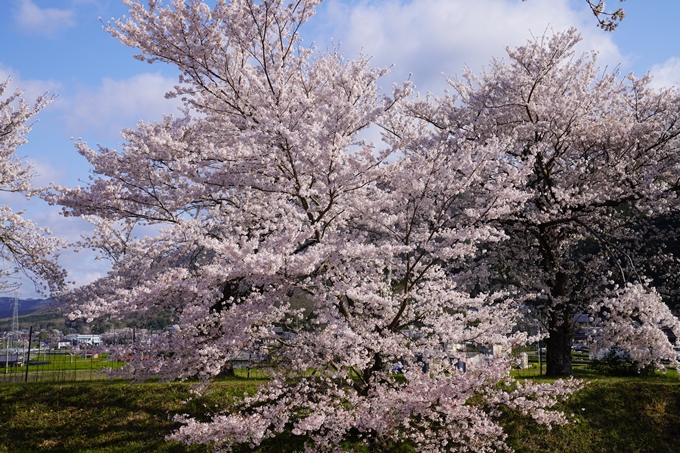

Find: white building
<box><xmin>64</xmin><ymin>334</ymin><xmax>101</xmax><ymax>346</ymax></box>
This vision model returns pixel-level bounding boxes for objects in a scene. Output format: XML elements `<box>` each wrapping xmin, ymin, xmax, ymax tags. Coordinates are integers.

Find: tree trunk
<box><xmin>546</xmin><ymin>312</ymin><xmax>573</xmax><ymax>376</ymax></box>
<box><xmin>219</xmin><ymin>362</ymin><xmax>236</xmax><ymax>377</ymax></box>
<box><xmin>546</xmin><ymin>272</ymin><xmax>573</xmax><ymax>376</ymax></box>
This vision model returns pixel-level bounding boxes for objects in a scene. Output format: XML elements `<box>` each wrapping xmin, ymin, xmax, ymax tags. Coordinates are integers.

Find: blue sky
<box><xmin>1</xmin><ymin>0</ymin><xmax>680</xmax><ymax>298</ymax></box>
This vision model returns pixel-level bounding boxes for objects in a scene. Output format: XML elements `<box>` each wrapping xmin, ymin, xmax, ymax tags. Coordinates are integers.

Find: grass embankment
<box><xmin>1</xmin><ymin>373</ymin><xmax>679</xmax><ymax>452</ymax></box>
<box><xmin>0</xmin><ymin>378</ymin><xmax>265</xmax><ymax>453</ymax></box>
<box><xmin>505</xmin><ymin>373</ymin><xmax>680</xmax><ymax>453</ymax></box>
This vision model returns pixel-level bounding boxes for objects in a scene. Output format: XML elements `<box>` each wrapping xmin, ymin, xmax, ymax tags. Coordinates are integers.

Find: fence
<box><xmin>232</xmin><ymin>365</ymin><xmax>270</xmax><ymax>379</ymax></box>
<box><xmin>0</xmin><ymin>349</ymin><xmax>273</xmax><ymax>383</ymax></box>
<box><xmin>511</xmin><ymin>348</ymin><xmax>594</xmax><ymax>377</ymax></box>
<box><xmin>0</xmin><ymin>351</ymin><xmax>119</xmax><ymax>383</ymax></box>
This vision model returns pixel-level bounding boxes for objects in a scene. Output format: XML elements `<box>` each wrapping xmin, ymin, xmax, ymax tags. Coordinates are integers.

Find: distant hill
<box><xmin>0</xmin><ymin>297</ymin><xmax>55</xmax><ymax>319</ymax></box>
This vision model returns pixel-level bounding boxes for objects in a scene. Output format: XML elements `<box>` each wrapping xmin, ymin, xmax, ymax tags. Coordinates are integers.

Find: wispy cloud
<box><xmin>13</xmin><ymin>0</ymin><xmax>76</xmax><ymax>38</ymax></box>
<box><xmin>649</xmin><ymin>57</ymin><xmax>680</xmax><ymax>89</ymax></box>
<box><xmin>312</xmin><ymin>0</ymin><xmax>623</xmax><ymax>94</ymax></box>
<box><xmin>0</xmin><ymin>63</ymin><xmax>62</xmax><ymax>100</ymax></box>
<box><xmin>62</xmin><ymin>72</ymin><xmax>181</xmax><ymax>139</ymax></box>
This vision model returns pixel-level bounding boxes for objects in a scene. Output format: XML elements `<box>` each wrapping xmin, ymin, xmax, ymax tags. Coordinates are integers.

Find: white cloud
<box><xmin>0</xmin><ymin>64</ymin><xmax>66</xmax><ymax>218</ymax></box>
<box><xmin>312</xmin><ymin>0</ymin><xmax>624</xmax><ymax>94</ymax></box>
<box><xmin>63</xmin><ymin>72</ymin><xmax>181</xmax><ymax>139</ymax></box>
<box><xmin>14</xmin><ymin>0</ymin><xmax>76</xmax><ymax>37</ymax></box>
<box><xmin>0</xmin><ymin>191</ymin><xmax>27</xmax><ymax>207</ymax></box>
<box><xmin>0</xmin><ymin>65</ymin><xmax>67</xmax><ymax>191</ymax></box>
<box><xmin>27</xmin><ymin>159</ymin><xmax>68</xmax><ymax>188</ymax></box>
<box><xmin>649</xmin><ymin>57</ymin><xmax>680</xmax><ymax>90</ymax></box>
<box><xmin>0</xmin><ymin>63</ymin><xmax>62</xmax><ymax>101</ymax></box>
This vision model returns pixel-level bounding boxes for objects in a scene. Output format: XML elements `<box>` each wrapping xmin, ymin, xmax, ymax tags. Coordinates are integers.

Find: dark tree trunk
<box><xmin>546</xmin><ymin>272</ymin><xmax>573</xmax><ymax>376</ymax></box>
<box><xmin>219</xmin><ymin>362</ymin><xmax>236</xmax><ymax>377</ymax></box>
<box><xmin>546</xmin><ymin>313</ymin><xmax>573</xmax><ymax>376</ymax></box>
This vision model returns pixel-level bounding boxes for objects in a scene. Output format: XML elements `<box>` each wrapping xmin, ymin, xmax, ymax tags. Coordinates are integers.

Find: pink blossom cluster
<box><xmin>590</xmin><ymin>283</ymin><xmax>680</xmax><ymax>370</ymax></box>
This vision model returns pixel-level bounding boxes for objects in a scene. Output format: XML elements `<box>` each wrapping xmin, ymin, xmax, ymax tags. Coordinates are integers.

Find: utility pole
<box><xmin>24</xmin><ymin>326</ymin><xmax>32</xmax><ymax>383</ymax></box>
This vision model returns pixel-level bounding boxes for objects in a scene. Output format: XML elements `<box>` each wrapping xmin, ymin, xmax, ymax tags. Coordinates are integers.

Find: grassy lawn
<box><xmin>504</xmin><ymin>374</ymin><xmax>680</xmax><ymax>453</ymax></box>
<box><xmin>0</xmin><ymin>378</ymin><xmax>264</xmax><ymax>453</ymax></box>
<box><xmin>0</xmin><ymin>372</ymin><xmax>679</xmax><ymax>452</ymax></box>
<box><xmin>1</xmin><ymin>353</ymin><xmax>126</xmax><ymax>383</ymax></box>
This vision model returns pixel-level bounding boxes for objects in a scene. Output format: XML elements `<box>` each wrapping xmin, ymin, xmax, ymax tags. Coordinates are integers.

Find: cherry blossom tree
<box><xmin>424</xmin><ymin>28</ymin><xmax>680</xmax><ymax>376</ymax></box>
<box><xmin>0</xmin><ymin>80</ymin><xmax>65</xmax><ymax>294</ymax></box>
<box><xmin>590</xmin><ymin>282</ymin><xmax>680</xmax><ymax>368</ymax></box>
<box><xmin>47</xmin><ymin>0</ymin><xmax>581</xmax><ymax>451</ymax></box>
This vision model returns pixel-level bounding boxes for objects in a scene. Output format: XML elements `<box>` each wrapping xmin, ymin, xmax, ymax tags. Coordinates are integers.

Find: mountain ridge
<box><xmin>0</xmin><ymin>297</ymin><xmax>55</xmax><ymax>319</ymax></box>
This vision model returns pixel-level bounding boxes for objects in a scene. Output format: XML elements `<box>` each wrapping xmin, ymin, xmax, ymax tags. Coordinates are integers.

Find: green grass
<box><xmin>0</xmin><ymin>374</ymin><xmax>679</xmax><ymax>452</ymax></box>
<box><xmin>503</xmin><ymin>375</ymin><xmax>680</xmax><ymax>453</ymax></box>
<box><xmin>0</xmin><ymin>378</ymin><xmax>265</xmax><ymax>453</ymax></box>
<box><xmin>2</xmin><ymin>354</ymin><xmax>268</xmax><ymax>383</ymax></box>
<box><xmin>1</xmin><ymin>353</ymin><xmax>126</xmax><ymax>382</ymax></box>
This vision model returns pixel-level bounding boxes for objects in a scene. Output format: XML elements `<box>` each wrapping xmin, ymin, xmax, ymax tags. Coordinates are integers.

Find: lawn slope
<box><xmin>1</xmin><ymin>376</ymin><xmax>679</xmax><ymax>452</ymax></box>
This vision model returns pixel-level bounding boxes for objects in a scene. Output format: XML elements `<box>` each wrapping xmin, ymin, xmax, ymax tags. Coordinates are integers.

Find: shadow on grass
<box><xmin>502</xmin><ymin>375</ymin><xmax>680</xmax><ymax>453</ymax></box>
<box><xmin>2</xmin><ymin>373</ymin><xmax>680</xmax><ymax>453</ymax></box>
<box><xmin>0</xmin><ymin>378</ymin><xmax>263</xmax><ymax>453</ymax></box>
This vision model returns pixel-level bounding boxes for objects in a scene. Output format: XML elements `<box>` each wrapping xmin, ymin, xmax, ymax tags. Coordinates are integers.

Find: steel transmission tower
<box><xmin>11</xmin><ymin>290</ymin><xmax>19</xmax><ymax>336</ymax></box>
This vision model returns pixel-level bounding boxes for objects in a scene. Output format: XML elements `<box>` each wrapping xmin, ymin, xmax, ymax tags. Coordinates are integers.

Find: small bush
<box><xmin>589</xmin><ymin>348</ymin><xmax>656</xmax><ymax>377</ymax></box>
